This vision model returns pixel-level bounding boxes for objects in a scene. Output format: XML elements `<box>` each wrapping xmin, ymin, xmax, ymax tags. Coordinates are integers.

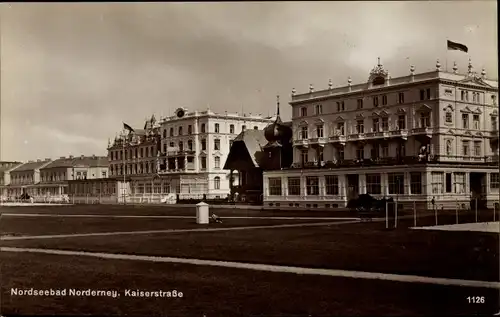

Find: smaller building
<box><xmin>0</xmin><ymin>161</ymin><xmax>23</xmax><ymax>198</ymax></box>
<box><xmin>67</xmin><ymin>177</ymin><xmax>118</xmax><ymax>204</ymax></box>
<box><xmin>35</xmin><ymin>155</ymin><xmax>109</xmax><ymax>198</ymax></box>
<box><xmin>6</xmin><ymin>159</ymin><xmax>52</xmax><ymax>198</ymax></box>
<box><xmin>224</xmin><ymin>97</ymin><xmax>293</xmax><ymax>203</ymax></box>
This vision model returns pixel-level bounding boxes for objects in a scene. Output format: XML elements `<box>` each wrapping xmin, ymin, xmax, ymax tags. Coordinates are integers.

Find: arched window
<box><xmin>163</xmin><ymin>129</ymin><xmax>167</xmax><ymax>138</ymax></box>
<box><xmin>242</xmin><ymin>125</ymin><xmax>246</xmax><ymax>132</ymax></box>
<box><xmin>214</xmin><ymin>156</ymin><xmax>220</xmax><ymax>169</ymax></box>
<box><xmin>446</xmin><ymin>140</ymin><xmax>452</xmax><ymax>156</ymax></box>
<box><xmin>230</xmin><ymin>124</ymin><xmax>235</xmax><ymax>134</ymax></box>
<box><xmin>179</xmin><ymin>141</ymin><xmax>184</xmax><ymax>151</ymax></box>
<box><xmin>214</xmin><ymin>176</ymin><xmax>221</xmax><ymax>190</ymax></box>
<box><xmin>179</xmin><ymin>126</ymin><xmax>183</xmax><ymax>135</ymax></box>
<box><xmin>445</xmin><ymin>111</ymin><xmax>453</xmax><ymax>123</ymax></box>
<box><xmin>254</xmin><ymin>126</ymin><xmax>258</xmax><ymax>130</ymax></box>
<box><xmin>188</xmin><ymin>140</ymin><xmax>193</xmax><ymax>151</ymax></box>
<box><xmin>201</xmin><ymin>124</ymin><xmax>206</xmax><ymax>133</ymax></box>
<box><xmin>215</xmin><ymin>123</ymin><xmax>220</xmax><ymax>133</ymax></box>
<box><xmin>170</xmin><ymin>127</ymin><xmax>174</xmax><ymax>137</ymax></box>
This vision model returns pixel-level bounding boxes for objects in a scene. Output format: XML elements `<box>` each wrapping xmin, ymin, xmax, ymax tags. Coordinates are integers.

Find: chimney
<box><xmin>45</xmin><ymin>158</ymin><xmax>51</xmax><ymax>161</ymax></box>
<box><xmin>69</xmin><ymin>155</ymin><xmax>74</xmax><ymax>159</ymax></box>
<box><xmin>92</xmin><ymin>154</ymin><xmax>96</xmax><ymax>159</ymax></box>
<box><xmin>80</xmin><ymin>155</ymin><xmax>85</xmax><ymax>160</ymax></box>
<box><xmin>37</xmin><ymin>159</ymin><xmax>41</xmax><ymax>162</ymax></box>
<box><xmin>28</xmin><ymin>160</ymin><xmax>34</xmax><ymax>163</ymax></box>
<box><xmin>60</xmin><ymin>156</ymin><xmax>65</xmax><ymax>159</ymax></box>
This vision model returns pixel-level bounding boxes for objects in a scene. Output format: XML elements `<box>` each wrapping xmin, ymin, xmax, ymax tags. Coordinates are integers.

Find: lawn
<box><xmin>0</xmin><ymin>216</ymin><xmax>335</xmax><ymax>237</ymax></box>
<box><xmin>1</xmin><ymin>205</ymin><xmax>498</xmax><ymax>316</ymax></box>
<box><xmin>1</xmin><ymin>252</ymin><xmax>497</xmax><ymax>316</ymax></box>
<box><xmin>2</xmin><ymin>219</ymin><xmax>497</xmax><ymax>282</ymax></box>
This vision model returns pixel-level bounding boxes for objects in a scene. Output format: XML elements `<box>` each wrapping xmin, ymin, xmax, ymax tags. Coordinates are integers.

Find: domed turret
<box><xmin>264</xmin><ymin>95</ymin><xmax>293</xmax><ymax>144</ymax></box>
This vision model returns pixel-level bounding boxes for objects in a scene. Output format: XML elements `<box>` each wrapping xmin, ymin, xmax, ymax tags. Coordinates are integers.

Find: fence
<box><xmin>382</xmin><ymin>199</ymin><xmax>500</xmax><ymax>229</ymax></box>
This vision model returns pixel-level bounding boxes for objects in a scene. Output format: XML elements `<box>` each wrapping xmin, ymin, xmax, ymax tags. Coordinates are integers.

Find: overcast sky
<box><xmin>0</xmin><ymin>1</ymin><xmax>497</xmax><ymax>162</ymax></box>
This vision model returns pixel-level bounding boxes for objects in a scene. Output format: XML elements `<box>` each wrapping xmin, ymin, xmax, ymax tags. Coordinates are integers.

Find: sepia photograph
<box><xmin>0</xmin><ymin>1</ymin><xmax>498</xmax><ymax>316</ymax></box>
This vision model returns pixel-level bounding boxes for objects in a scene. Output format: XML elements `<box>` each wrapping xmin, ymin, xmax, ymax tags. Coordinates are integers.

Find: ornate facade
<box><xmin>263</xmin><ymin>59</ymin><xmax>499</xmax><ymax>209</ymax></box>
<box><xmin>108</xmin><ymin>111</ymin><xmax>274</xmax><ymax>201</ymax></box>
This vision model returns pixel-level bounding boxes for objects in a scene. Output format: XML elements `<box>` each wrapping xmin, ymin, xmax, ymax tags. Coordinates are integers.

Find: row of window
<box><xmin>299</xmin><ymin>115</ymin><xmax>413</xmax><ymax>139</ymax></box>
<box><xmin>110</xmin><ymin>155</ymin><xmax>223</xmax><ymax>175</ymax></box>
<box><xmin>69</xmin><ymin>183</ymin><xmax>116</xmax><ymax>195</ymax></box>
<box><xmin>110</xmin><ymin>162</ymin><xmax>155</xmax><ymax>176</ymax></box>
<box><xmin>301</xmin><ymin>90</ymin><xmax>497</xmax><ymax>118</ymax></box>
<box><xmin>454</xmin><ymin>113</ymin><xmax>497</xmax><ymax>130</ymax></box>
<box><xmin>111</xmin><ymin>138</ymin><xmax>235</xmax><ymax>161</ymax></box>
<box><xmin>10</xmin><ymin>175</ymin><xmax>34</xmax><ymax>184</ymax></box>
<box><xmin>431</xmin><ymin>172</ymin><xmax>499</xmax><ymax>194</ymax></box>
<box><xmin>165</xmin><ymin>138</ymin><xmax>232</xmax><ymax>152</ymax></box>
<box><xmin>163</xmin><ymin>123</ymin><xmax>258</xmax><ymax>137</ymax></box>
<box><xmin>299</xmin><ymin>143</ymin><xmax>404</xmax><ymax>162</ymax></box>
<box><xmin>444</xmin><ymin>140</ymin><xmax>484</xmax><ymax>157</ymax></box>
<box><xmin>301</xmin><ymin>90</ymin><xmax>429</xmax><ymax>117</ymax></box>
<box><xmin>459</xmin><ymin>90</ymin><xmax>497</xmax><ymax>104</ymax></box>
<box><xmin>300</xmin><ymin>113</ymin><xmax>496</xmax><ymax>140</ymax></box>
<box><xmin>268</xmin><ymin>173</ymin><xmax>423</xmax><ymax>196</ymax></box>
<box><xmin>110</xmin><ymin>146</ymin><xmax>156</xmax><ymax>161</ymax></box>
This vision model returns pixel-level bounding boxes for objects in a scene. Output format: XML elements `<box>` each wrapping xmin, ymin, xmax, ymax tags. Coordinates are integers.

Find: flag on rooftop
<box><xmin>447</xmin><ymin>40</ymin><xmax>468</xmax><ymax>53</ymax></box>
<box><xmin>123</xmin><ymin>122</ymin><xmax>134</xmax><ymax>133</ymax></box>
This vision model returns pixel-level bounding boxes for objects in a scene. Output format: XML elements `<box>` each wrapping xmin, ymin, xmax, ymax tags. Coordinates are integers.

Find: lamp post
<box><xmin>121</xmin><ymin>130</ymin><xmax>127</xmax><ymax>205</ymax></box>
<box><xmin>395</xmin><ymin>176</ymin><xmax>400</xmax><ymax>228</ymax></box>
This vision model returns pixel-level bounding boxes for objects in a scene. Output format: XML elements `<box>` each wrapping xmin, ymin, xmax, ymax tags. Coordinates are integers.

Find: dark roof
<box><xmin>229</xmin><ymin>129</ymin><xmax>268</xmax><ymax>167</ymax></box>
<box><xmin>11</xmin><ymin>160</ymin><xmax>52</xmax><ymax>172</ymax></box>
<box><xmin>42</xmin><ymin>156</ymin><xmax>109</xmax><ymax>169</ymax></box>
<box><xmin>0</xmin><ymin>162</ymin><xmax>23</xmax><ymax>173</ymax></box>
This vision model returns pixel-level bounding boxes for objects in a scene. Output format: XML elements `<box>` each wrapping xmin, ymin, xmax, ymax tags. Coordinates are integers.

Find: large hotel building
<box><xmin>263</xmin><ymin>59</ymin><xmax>499</xmax><ymax>209</ymax></box>
<box><xmin>107</xmin><ymin>110</ymin><xmax>274</xmax><ymax>201</ymax></box>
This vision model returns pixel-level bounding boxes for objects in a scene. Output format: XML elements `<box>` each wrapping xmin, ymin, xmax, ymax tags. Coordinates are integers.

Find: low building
<box><xmin>6</xmin><ymin>159</ymin><xmax>52</xmax><ymax>198</ymax></box>
<box><xmin>35</xmin><ymin>155</ymin><xmax>109</xmax><ymax>198</ymax></box>
<box><xmin>224</xmin><ymin>99</ymin><xmax>293</xmax><ymax>203</ymax></box>
<box><xmin>67</xmin><ymin>177</ymin><xmax>118</xmax><ymax>204</ymax></box>
<box><xmin>0</xmin><ymin>161</ymin><xmax>23</xmax><ymax>198</ymax></box>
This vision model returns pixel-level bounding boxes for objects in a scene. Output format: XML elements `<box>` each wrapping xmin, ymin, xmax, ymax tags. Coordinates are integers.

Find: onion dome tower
<box><xmin>264</xmin><ymin>95</ymin><xmax>293</xmax><ymax>146</ymax></box>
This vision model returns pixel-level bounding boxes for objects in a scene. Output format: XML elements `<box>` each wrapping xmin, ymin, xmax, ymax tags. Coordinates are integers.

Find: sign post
<box><xmin>413</xmin><ymin>200</ymin><xmax>417</xmax><ymax>227</ymax></box>
<box><xmin>432</xmin><ymin>197</ymin><xmax>437</xmax><ymax>226</ymax></box>
<box><xmin>475</xmin><ymin>198</ymin><xmax>478</xmax><ymax>223</ymax></box>
<box><xmin>385</xmin><ymin>200</ymin><xmax>389</xmax><ymax>229</ymax></box>
<box><xmin>494</xmin><ymin>203</ymin><xmax>497</xmax><ymax>222</ymax></box>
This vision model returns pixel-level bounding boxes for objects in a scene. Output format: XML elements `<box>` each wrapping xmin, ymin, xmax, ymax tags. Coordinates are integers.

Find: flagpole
<box><xmin>445</xmin><ymin>38</ymin><xmax>448</xmax><ymax>72</ymax></box>
<box><xmin>122</xmin><ymin>128</ymin><xmax>126</xmax><ymax>205</ymax></box>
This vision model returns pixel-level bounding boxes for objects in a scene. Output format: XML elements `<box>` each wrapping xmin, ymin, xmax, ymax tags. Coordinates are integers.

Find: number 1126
<box><xmin>467</xmin><ymin>296</ymin><xmax>485</xmax><ymax>304</ymax></box>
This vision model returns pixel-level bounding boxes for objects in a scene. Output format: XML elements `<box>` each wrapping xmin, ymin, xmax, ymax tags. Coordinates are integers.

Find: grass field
<box><xmin>0</xmin><ymin>204</ymin><xmax>498</xmax><ymax>316</ymax></box>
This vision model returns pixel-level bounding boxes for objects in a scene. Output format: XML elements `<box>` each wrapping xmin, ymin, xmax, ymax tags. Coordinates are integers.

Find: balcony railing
<box><xmin>329</xmin><ymin>135</ymin><xmax>347</xmax><ymax>143</ymax></box>
<box><xmin>293</xmin><ymin>139</ymin><xmax>309</xmax><ymax>147</ymax></box>
<box><xmin>286</xmin><ymin>154</ymin><xmax>499</xmax><ymax>170</ymax></box>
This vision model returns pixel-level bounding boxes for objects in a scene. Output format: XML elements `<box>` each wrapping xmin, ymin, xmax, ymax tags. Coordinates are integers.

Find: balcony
<box><xmin>293</xmin><ymin>139</ymin><xmax>309</xmax><ymax>147</ymax></box>
<box><xmin>347</xmin><ymin>133</ymin><xmax>366</xmax><ymax>141</ymax></box>
<box><xmin>285</xmin><ymin>154</ymin><xmax>499</xmax><ymax>170</ymax></box>
<box><xmin>309</xmin><ymin>137</ymin><xmax>328</xmax><ymax>146</ymax></box>
<box><xmin>329</xmin><ymin>135</ymin><xmax>347</xmax><ymax>145</ymax></box>
<box><xmin>412</xmin><ymin>127</ymin><xmax>433</xmax><ymax>134</ymax></box>
<box><xmin>390</xmin><ymin>129</ymin><xmax>409</xmax><ymax>140</ymax></box>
